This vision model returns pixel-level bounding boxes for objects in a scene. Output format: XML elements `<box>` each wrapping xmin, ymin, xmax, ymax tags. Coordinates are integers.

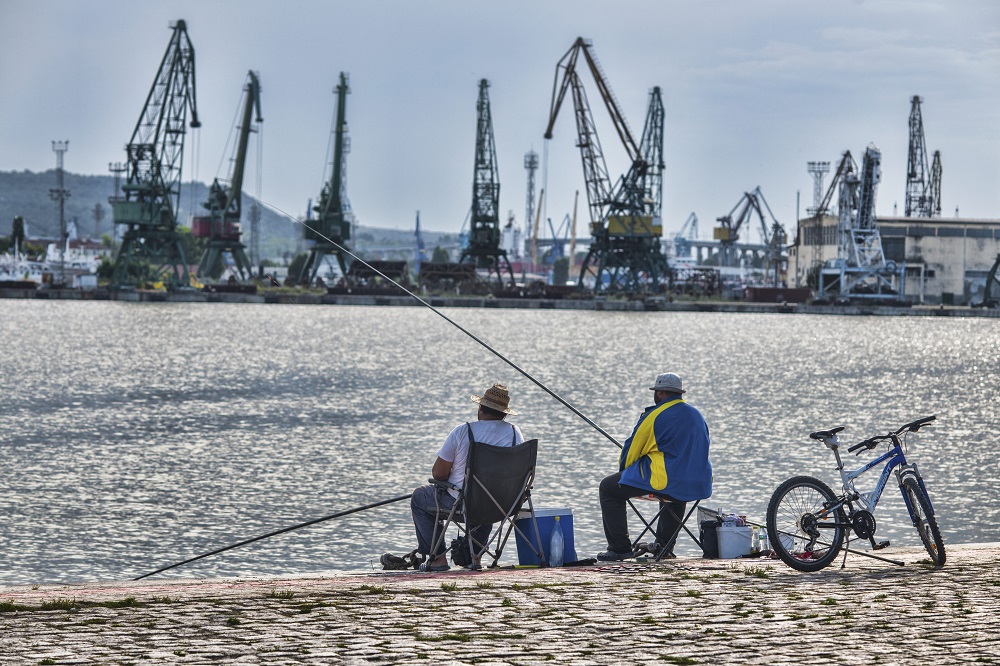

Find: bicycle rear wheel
<box><xmin>900</xmin><ymin>476</ymin><xmax>946</xmax><ymax>567</ymax></box>
<box><xmin>766</xmin><ymin>475</ymin><xmax>846</xmax><ymax>572</ymax></box>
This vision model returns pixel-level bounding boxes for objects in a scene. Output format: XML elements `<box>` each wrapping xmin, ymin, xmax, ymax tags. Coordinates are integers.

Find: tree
<box><xmin>92</xmin><ymin>203</ymin><xmax>105</xmax><ymax>237</ymax></box>
<box><xmin>431</xmin><ymin>245</ymin><xmax>450</xmax><ymax>263</ymax></box>
<box><xmin>287</xmin><ymin>252</ymin><xmax>309</xmax><ymax>284</ymax></box>
<box><xmin>11</xmin><ymin>215</ymin><xmax>25</xmax><ymax>248</ymax></box>
<box><xmin>552</xmin><ymin>257</ymin><xmax>570</xmax><ymax>285</ymax></box>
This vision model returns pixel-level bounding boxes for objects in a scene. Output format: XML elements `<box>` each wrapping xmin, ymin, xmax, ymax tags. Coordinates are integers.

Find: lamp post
<box><xmin>50</xmin><ymin>140</ymin><xmax>70</xmax><ymax>287</ymax></box>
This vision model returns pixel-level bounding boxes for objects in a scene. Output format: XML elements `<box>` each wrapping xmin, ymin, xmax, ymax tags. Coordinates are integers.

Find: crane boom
<box><xmin>193</xmin><ymin>70</ymin><xmax>262</xmax><ymax>281</ymax></box>
<box><xmin>227</xmin><ymin>71</ymin><xmax>263</xmax><ymax>219</ymax></box>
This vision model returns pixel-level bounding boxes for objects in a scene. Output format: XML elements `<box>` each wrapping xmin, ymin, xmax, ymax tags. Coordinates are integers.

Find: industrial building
<box><xmin>789</xmin><ymin>213</ymin><xmax>1000</xmax><ymax>305</ymax></box>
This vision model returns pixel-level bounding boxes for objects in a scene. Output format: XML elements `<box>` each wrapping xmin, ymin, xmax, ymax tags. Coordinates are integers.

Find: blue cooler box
<box><xmin>514</xmin><ymin>508</ymin><xmax>577</xmax><ymax>566</ymax></box>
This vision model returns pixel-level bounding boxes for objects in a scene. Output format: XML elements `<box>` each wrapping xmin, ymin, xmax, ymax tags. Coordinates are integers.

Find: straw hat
<box><xmin>471</xmin><ymin>383</ymin><xmax>517</xmax><ymax>415</ymax></box>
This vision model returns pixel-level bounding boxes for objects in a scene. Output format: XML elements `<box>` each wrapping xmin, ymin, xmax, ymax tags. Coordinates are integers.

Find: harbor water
<box><xmin>1</xmin><ymin>300</ymin><xmax>997</xmax><ymax>585</ymax></box>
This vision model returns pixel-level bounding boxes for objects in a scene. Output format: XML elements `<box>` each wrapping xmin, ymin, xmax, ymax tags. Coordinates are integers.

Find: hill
<box><xmin>0</xmin><ymin>170</ymin><xmax>459</xmax><ymax>261</ymax></box>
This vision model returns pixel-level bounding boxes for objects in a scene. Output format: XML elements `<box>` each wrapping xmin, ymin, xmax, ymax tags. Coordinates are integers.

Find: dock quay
<box><xmin>2</xmin><ymin>286</ymin><xmax>999</xmax><ymax>318</ymax></box>
<box><xmin>1</xmin><ymin>543</ymin><xmax>997</xmax><ymax>664</ymax></box>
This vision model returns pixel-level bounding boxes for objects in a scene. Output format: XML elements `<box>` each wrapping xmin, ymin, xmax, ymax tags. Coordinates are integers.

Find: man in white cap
<box><xmin>383</xmin><ymin>383</ymin><xmax>524</xmax><ymax>571</ymax></box>
<box><xmin>597</xmin><ymin>372</ymin><xmax>713</xmax><ymax>561</ymax></box>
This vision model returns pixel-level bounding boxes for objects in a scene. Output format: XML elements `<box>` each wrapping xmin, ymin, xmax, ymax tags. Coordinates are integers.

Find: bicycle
<box><xmin>765</xmin><ymin>415</ymin><xmax>945</xmax><ymax>572</ymax></box>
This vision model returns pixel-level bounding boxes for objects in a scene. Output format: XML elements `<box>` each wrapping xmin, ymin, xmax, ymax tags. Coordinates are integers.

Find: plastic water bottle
<box><xmin>759</xmin><ymin>529</ymin><xmax>769</xmax><ymax>554</ymax></box>
<box><xmin>549</xmin><ymin>515</ymin><xmax>565</xmax><ymax>567</ymax></box>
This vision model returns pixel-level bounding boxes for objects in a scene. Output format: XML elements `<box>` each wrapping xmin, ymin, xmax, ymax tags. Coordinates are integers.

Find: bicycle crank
<box><xmin>851</xmin><ymin>510</ymin><xmax>877</xmax><ymax>539</ymax></box>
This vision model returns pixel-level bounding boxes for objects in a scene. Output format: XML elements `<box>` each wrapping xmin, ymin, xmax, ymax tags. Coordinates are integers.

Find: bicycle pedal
<box><xmin>873</xmin><ymin>540</ymin><xmax>891</xmax><ymax>550</ymax></box>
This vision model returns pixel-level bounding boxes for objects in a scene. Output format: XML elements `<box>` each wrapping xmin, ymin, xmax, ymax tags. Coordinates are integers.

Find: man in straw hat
<box><xmin>382</xmin><ymin>383</ymin><xmax>524</xmax><ymax>572</ymax></box>
<box><xmin>597</xmin><ymin>372</ymin><xmax>713</xmax><ymax>561</ymax></box>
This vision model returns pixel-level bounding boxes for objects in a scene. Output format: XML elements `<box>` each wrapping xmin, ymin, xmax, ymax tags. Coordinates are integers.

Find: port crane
<box><xmin>818</xmin><ymin>144</ymin><xmax>904</xmax><ymax>301</ymax></box>
<box><xmin>459</xmin><ymin>79</ymin><xmax>514</xmax><ymax>287</ymax></box>
<box><xmin>192</xmin><ymin>70</ymin><xmax>262</xmax><ymax>282</ymax></box>
<box><xmin>544</xmin><ymin>37</ymin><xmax>669</xmax><ymax>293</ymax></box>
<box><xmin>905</xmin><ymin>96</ymin><xmax>942</xmax><ymax>218</ymax></box>
<box><xmin>299</xmin><ymin>72</ymin><xmax>353</xmax><ymax>286</ymax></box>
<box><xmin>109</xmin><ymin>19</ymin><xmax>200</xmax><ymax>290</ymax></box>
<box><xmin>673</xmin><ymin>213</ymin><xmax>698</xmax><ymax>259</ymax></box>
<box><xmin>713</xmin><ymin>187</ymin><xmax>786</xmax><ymax>284</ymax></box>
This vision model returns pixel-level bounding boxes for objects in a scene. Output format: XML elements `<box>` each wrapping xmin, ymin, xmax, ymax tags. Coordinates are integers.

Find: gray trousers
<box><xmin>410</xmin><ymin>484</ymin><xmax>491</xmax><ymax>557</ymax></box>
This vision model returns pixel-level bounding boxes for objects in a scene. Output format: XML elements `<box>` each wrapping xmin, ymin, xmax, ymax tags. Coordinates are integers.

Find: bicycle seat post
<box><xmin>818</xmin><ymin>434</ymin><xmax>847</xmax><ymax>470</ymax></box>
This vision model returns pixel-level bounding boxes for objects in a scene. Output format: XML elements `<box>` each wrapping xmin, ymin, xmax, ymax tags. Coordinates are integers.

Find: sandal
<box><xmin>380</xmin><ymin>553</ymin><xmax>410</xmax><ymax>570</ymax></box>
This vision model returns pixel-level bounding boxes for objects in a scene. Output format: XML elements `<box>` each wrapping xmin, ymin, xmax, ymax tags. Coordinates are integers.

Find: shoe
<box><xmin>418</xmin><ymin>562</ymin><xmax>451</xmax><ymax>572</ymax></box>
<box><xmin>596</xmin><ymin>549</ymin><xmax>636</xmax><ymax>562</ymax></box>
<box><xmin>649</xmin><ymin>542</ymin><xmax>677</xmax><ymax>559</ymax></box>
<box><xmin>380</xmin><ymin>553</ymin><xmax>410</xmax><ymax>570</ymax></box>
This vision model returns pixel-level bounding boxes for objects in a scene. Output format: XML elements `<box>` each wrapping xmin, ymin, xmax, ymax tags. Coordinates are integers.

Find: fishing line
<box><xmin>135</xmin><ymin>205</ymin><xmax>623</xmax><ymax>578</ymax></box>
<box><xmin>269</xmin><ymin>202</ymin><xmax>623</xmax><ymax>450</ymax></box>
<box><xmin>134</xmin><ymin>494</ymin><xmax>412</xmax><ymax>580</ymax></box>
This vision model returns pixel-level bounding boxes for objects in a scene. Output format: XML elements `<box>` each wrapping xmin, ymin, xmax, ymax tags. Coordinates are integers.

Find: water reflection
<box><xmin>0</xmin><ymin>301</ymin><xmax>997</xmax><ymax>584</ymax></box>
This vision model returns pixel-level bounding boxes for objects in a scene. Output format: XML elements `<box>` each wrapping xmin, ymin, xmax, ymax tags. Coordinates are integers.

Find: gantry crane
<box><xmin>299</xmin><ymin>72</ymin><xmax>353</xmax><ymax>286</ymax></box>
<box><xmin>192</xmin><ymin>70</ymin><xmax>262</xmax><ymax>282</ymax></box>
<box><xmin>109</xmin><ymin>19</ymin><xmax>200</xmax><ymax>290</ymax></box>
<box><xmin>906</xmin><ymin>96</ymin><xmax>942</xmax><ymax>218</ymax></box>
<box><xmin>544</xmin><ymin>37</ymin><xmax>669</xmax><ymax>293</ymax></box>
<box><xmin>818</xmin><ymin>144</ymin><xmax>904</xmax><ymax>301</ymax></box>
<box><xmin>459</xmin><ymin>79</ymin><xmax>514</xmax><ymax>287</ymax></box>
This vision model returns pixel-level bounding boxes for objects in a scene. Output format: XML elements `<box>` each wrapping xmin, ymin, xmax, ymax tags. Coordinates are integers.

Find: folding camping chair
<box><xmin>627</xmin><ymin>493</ymin><xmax>706</xmax><ymax>561</ymax></box>
<box><xmin>428</xmin><ymin>438</ymin><xmax>547</xmax><ymax>569</ymax></box>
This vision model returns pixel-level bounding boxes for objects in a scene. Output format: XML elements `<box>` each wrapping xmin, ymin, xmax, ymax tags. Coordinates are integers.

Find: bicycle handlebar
<box><xmin>847</xmin><ymin>415</ymin><xmax>937</xmax><ymax>454</ymax></box>
<box><xmin>895</xmin><ymin>415</ymin><xmax>936</xmax><ymax>434</ymax></box>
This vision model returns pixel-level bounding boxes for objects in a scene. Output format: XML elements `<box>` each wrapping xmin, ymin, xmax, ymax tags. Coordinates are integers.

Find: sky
<box><xmin>1</xmin><ymin>0</ymin><xmax>998</xmax><ymax>243</ymax></box>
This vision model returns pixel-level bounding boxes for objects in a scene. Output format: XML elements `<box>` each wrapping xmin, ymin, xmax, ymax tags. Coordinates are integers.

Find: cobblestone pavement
<box><xmin>1</xmin><ymin>543</ymin><xmax>998</xmax><ymax>665</ymax></box>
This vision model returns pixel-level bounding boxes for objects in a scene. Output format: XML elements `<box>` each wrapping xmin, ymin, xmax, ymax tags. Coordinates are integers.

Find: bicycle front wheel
<box><xmin>900</xmin><ymin>476</ymin><xmax>946</xmax><ymax>567</ymax></box>
<box><xmin>766</xmin><ymin>475</ymin><xmax>846</xmax><ymax>572</ymax></box>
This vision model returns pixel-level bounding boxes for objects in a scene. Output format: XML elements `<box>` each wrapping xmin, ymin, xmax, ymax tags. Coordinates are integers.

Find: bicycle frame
<box><xmin>825</xmin><ymin>433</ymin><xmax>933</xmax><ymax>525</ymax></box>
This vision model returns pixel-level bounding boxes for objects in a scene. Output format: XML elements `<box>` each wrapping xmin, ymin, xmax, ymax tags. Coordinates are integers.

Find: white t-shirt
<box><xmin>436</xmin><ymin>420</ymin><xmax>525</xmax><ymax>496</ymax></box>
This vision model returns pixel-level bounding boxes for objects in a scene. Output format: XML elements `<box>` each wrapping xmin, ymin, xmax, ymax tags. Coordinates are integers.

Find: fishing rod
<box><xmin>135</xmin><ymin>208</ymin><xmax>623</xmax><ymax>578</ymax></box>
<box><xmin>275</xmin><ymin>206</ymin><xmax>624</xmax><ymax>450</ymax></box>
<box><xmin>134</xmin><ymin>494</ymin><xmax>412</xmax><ymax>580</ymax></box>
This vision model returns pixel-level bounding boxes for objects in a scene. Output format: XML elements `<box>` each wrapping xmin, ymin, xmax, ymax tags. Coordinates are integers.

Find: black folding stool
<box><xmin>627</xmin><ymin>493</ymin><xmax>706</xmax><ymax>561</ymax></box>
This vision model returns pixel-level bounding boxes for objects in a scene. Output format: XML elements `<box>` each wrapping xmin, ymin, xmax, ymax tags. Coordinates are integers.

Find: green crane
<box><xmin>459</xmin><ymin>79</ymin><xmax>514</xmax><ymax>287</ymax></box>
<box><xmin>299</xmin><ymin>72</ymin><xmax>352</xmax><ymax>286</ymax></box>
<box><xmin>193</xmin><ymin>71</ymin><xmax>263</xmax><ymax>282</ymax></box>
<box><xmin>110</xmin><ymin>19</ymin><xmax>200</xmax><ymax>290</ymax></box>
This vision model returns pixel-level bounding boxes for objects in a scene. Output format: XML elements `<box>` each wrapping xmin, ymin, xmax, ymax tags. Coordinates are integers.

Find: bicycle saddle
<box><xmin>809</xmin><ymin>426</ymin><xmax>845</xmax><ymax>440</ymax></box>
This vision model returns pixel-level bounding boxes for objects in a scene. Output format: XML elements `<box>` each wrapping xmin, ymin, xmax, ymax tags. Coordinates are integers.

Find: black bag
<box><xmin>700</xmin><ymin>520</ymin><xmax>720</xmax><ymax>559</ymax></box>
<box><xmin>451</xmin><ymin>535</ymin><xmax>472</xmax><ymax>567</ymax></box>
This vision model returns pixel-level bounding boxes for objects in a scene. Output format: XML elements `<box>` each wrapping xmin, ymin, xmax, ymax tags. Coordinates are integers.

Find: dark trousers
<box><xmin>599</xmin><ymin>472</ymin><xmax>686</xmax><ymax>554</ymax></box>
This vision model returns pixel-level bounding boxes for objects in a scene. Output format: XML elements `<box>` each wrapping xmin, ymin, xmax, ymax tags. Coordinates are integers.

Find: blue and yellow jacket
<box><xmin>618</xmin><ymin>398</ymin><xmax>713</xmax><ymax>501</ymax></box>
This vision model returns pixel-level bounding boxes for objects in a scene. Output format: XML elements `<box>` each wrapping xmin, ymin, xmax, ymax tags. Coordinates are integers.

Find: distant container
<box><xmin>744</xmin><ymin>287</ymin><xmax>812</xmax><ymax>303</ymax></box>
<box><xmin>514</xmin><ymin>508</ymin><xmax>576</xmax><ymax>566</ymax></box>
<box><xmin>73</xmin><ymin>274</ymin><xmax>98</xmax><ymax>290</ymax></box>
<box><xmin>717</xmin><ymin>525</ymin><xmax>753</xmax><ymax>558</ymax></box>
